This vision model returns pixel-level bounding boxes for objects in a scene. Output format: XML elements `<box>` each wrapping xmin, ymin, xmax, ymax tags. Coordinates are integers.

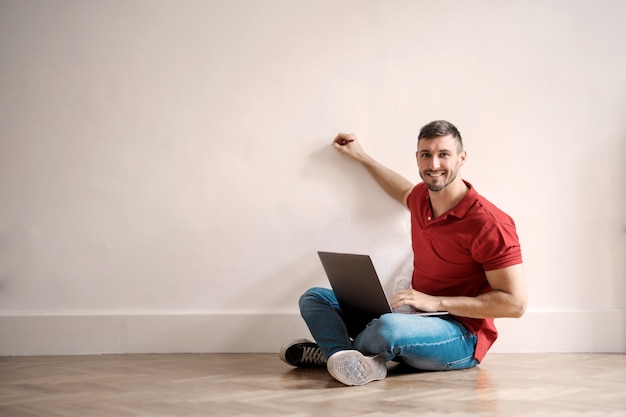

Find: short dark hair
<box><xmin>418</xmin><ymin>120</ymin><xmax>463</xmax><ymax>151</ymax></box>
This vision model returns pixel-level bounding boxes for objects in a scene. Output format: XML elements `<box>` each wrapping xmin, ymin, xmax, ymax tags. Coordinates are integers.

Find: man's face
<box><xmin>416</xmin><ymin>135</ymin><xmax>466</xmax><ymax>192</ymax></box>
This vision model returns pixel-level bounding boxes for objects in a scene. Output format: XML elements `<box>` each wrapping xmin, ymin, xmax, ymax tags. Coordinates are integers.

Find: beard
<box><xmin>420</xmin><ymin>168</ymin><xmax>459</xmax><ymax>192</ymax></box>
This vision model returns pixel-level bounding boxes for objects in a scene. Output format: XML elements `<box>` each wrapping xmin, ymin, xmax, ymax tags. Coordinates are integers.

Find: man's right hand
<box><xmin>332</xmin><ymin>133</ymin><xmax>366</xmax><ymax>161</ymax></box>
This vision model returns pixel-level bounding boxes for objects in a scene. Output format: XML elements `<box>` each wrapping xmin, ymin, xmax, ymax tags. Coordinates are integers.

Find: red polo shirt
<box><xmin>407</xmin><ymin>180</ymin><xmax>523</xmax><ymax>362</ymax></box>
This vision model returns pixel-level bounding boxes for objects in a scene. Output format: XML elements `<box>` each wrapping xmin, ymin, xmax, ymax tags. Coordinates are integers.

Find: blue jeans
<box><xmin>299</xmin><ymin>287</ymin><xmax>479</xmax><ymax>371</ymax></box>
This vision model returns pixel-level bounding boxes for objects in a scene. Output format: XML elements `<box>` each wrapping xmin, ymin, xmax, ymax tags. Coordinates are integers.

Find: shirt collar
<box><xmin>441</xmin><ymin>180</ymin><xmax>478</xmax><ymax>219</ymax></box>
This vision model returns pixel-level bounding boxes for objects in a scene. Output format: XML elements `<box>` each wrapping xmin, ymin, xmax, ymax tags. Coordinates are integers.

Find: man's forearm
<box><xmin>358</xmin><ymin>154</ymin><xmax>414</xmax><ymax>207</ymax></box>
<box><xmin>438</xmin><ymin>290</ymin><xmax>527</xmax><ymax>319</ymax></box>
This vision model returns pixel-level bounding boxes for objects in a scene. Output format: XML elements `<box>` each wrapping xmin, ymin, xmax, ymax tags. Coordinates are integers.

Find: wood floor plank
<box><xmin>1</xmin><ymin>353</ymin><xmax>624</xmax><ymax>417</ymax></box>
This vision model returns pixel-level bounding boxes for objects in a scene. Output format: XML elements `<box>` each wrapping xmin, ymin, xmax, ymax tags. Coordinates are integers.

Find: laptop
<box><xmin>317</xmin><ymin>251</ymin><xmax>448</xmax><ymax>326</ymax></box>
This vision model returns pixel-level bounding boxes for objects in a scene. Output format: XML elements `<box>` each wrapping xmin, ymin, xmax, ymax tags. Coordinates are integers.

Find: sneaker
<box><xmin>327</xmin><ymin>350</ymin><xmax>387</xmax><ymax>386</ymax></box>
<box><xmin>279</xmin><ymin>339</ymin><xmax>327</xmax><ymax>367</ymax></box>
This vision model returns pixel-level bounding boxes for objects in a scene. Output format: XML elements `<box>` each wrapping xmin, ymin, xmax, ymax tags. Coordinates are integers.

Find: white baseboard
<box><xmin>491</xmin><ymin>308</ymin><xmax>626</xmax><ymax>353</ymax></box>
<box><xmin>1</xmin><ymin>309</ymin><xmax>624</xmax><ymax>356</ymax></box>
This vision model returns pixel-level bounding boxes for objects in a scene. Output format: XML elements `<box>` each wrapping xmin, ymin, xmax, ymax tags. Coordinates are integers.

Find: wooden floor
<box><xmin>1</xmin><ymin>353</ymin><xmax>624</xmax><ymax>417</ymax></box>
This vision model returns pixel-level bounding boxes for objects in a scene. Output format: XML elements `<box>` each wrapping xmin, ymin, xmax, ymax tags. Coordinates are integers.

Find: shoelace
<box><xmin>301</xmin><ymin>346</ymin><xmax>326</xmax><ymax>365</ymax></box>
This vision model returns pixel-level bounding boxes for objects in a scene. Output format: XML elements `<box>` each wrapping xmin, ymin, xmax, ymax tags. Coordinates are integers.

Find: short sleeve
<box><xmin>471</xmin><ymin>222</ymin><xmax>523</xmax><ymax>271</ymax></box>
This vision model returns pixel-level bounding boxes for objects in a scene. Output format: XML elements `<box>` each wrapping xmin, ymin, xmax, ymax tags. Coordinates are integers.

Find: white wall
<box><xmin>1</xmin><ymin>0</ymin><xmax>624</xmax><ymax>355</ymax></box>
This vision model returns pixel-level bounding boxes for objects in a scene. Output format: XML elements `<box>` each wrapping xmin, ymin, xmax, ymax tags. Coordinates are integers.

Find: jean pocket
<box><xmin>446</xmin><ymin>355</ymin><xmax>479</xmax><ymax>370</ymax></box>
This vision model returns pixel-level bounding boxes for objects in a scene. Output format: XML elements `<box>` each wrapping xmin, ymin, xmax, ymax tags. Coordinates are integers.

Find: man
<box><xmin>280</xmin><ymin>120</ymin><xmax>527</xmax><ymax>386</ymax></box>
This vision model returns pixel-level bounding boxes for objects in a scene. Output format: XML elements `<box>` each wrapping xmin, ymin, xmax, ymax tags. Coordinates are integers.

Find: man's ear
<box><xmin>459</xmin><ymin>150</ymin><xmax>467</xmax><ymax>167</ymax></box>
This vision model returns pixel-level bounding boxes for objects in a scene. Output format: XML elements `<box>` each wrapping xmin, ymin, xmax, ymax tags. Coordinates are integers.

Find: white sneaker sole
<box><xmin>327</xmin><ymin>350</ymin><xmax>387</xmax><ymax>386</ymax></box>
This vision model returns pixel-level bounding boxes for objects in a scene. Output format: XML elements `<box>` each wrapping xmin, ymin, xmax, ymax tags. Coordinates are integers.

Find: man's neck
<box><xmin>429</xmin><ymin>179</ymin><xmax>469</xmax><ymax>218</ymax></box>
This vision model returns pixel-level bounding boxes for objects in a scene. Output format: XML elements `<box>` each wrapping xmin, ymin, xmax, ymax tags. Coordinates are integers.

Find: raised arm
<box><xmin>333</xmin><ymin>133</ymin><xmax>414</xmax><ymax>208</ymax></box>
